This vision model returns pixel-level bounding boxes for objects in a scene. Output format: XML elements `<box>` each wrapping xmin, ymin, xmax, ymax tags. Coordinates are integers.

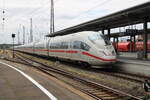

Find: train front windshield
<box><xmin>88</xmin><ymin>34</ymin><xmax>111</xmax><ymax>46</ymax></box>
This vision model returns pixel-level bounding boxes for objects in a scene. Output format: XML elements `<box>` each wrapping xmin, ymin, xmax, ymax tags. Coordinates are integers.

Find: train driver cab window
<box><xmin>101</xmin><ymin>35</ymin><xmax>111</xmax><ymax>45</ymax></box>
<box><xmin>88</xmin><ymin>34</ymin><xmax>111</xmax><ymax>45</ymax></box>
<box><xmin>73</xmin><ymin>41</ymin><xmax>90</xmax><ymax>51</ymax></box>
<box><xmin>81</xmin><ymin>42</ymin><xmax>90</xmax><ymax>51</ymax></box>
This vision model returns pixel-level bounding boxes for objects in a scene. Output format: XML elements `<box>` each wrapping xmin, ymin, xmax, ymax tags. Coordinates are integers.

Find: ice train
<box><xmin>15</xmin><ymin>31</ymin><xmax>117</xmax><ymax>66</ymax></box>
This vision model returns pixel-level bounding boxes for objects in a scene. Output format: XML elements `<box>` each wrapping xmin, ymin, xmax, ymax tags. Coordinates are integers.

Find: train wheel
<box><xmin>55</xmin><ymin>57</ymin><xmax>59</xmax><ymax>61</ymax></box>
<box><xmin>82</xmin><ymin>62</ymin><xmax>91</xmax><ymax>68</ymax></box>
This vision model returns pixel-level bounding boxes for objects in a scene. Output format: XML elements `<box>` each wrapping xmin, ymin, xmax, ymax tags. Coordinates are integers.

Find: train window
<box><xmin>50</xmin><ymin>42</ymin><xmax>68</xmax><ymax>49</ymax></box>
<box><xmin>88</xmin><ymin>34</ymin><xmax>102</xmax><ymax>41</ymax></box>
<box><xmin>56</xmin><ymin>43</ymin><xmax>61</xmax><ymax>49</ymax></box>
<box><xmin>73</xmin><ymin>41</ymin><xmax>81</xmax><ymax>49</ymax></box>
<box><xmin>52</xmin><ymin>43</ymin><xmax>58</xmax><ymax>49</ymax></box>
<box><xmin>81</xmin><ymin>42</ymin><xmax>90</xmax><ymax>51</ymax></box>
<box><xmin>137</xmin><ymin>39</ymin><xmax>143</xmax><ymax>42</ymax></box>
<box><xmin>101</xmin><ymin>35</ymin><xmax>111</xmax><ymax>45</ymax></box>
<box><xmin>50</xmin><ymin>43</ymin><xmax>55</xmax><ymax>49</ymax></box>
<box><xmin>61</xmin><ymin>42</ymin><xmax>68</xmax><ymax>49</ymax></box>
<box><xmin>73</xmin><ymin>41</ymin><xmax>90</xmax><ymax>51</ymax></box>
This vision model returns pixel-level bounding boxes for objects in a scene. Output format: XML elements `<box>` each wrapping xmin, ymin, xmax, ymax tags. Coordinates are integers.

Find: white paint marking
<box><xmin>0</xmin><ymin>61</ymin><xmax>57</xmax><ymax>100</ymax></box>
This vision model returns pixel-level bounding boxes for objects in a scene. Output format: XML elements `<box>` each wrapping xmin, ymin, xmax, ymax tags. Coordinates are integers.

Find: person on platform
<box><xmin>143</xmin><ymin>80</ymin><xmax>150</xmax><ymax>92</ymax></box>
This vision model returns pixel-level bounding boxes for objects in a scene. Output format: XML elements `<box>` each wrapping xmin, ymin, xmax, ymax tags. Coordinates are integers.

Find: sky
<box><xmin>0</xmin><ymin>0</ymin><xmax>149</xmax><ymax>44</ymax></box>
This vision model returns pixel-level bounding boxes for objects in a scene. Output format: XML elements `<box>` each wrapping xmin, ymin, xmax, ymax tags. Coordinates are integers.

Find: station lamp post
<box><xmin>12</xmin><ymin>34</ymin><xmax>15</xmax><ymax>58</ymax></box>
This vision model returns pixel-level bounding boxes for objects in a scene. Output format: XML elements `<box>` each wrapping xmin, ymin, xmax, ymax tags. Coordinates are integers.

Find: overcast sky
<box><xmin>0</xmin><ymin>0</ymin><xmax>149</xmax><ymax>44</ymax></box>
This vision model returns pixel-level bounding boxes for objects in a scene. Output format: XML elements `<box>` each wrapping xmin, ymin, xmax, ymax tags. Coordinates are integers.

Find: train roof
<box><xmin>52</xmin><ymin>31</ymin><xmax>102</xmax><ymax>38</ymax></box>
<box><xmin>15</xmin><ymin>42</ymin><xmax>38</xmax><ymax>48</ymax></box>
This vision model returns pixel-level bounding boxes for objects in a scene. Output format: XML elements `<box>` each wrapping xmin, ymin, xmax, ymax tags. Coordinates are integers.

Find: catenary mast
<box><xmin>30</xmin><ymin>18</ymin><xmax>33</xmax><ymax>42</ymax></box>
<box><xmin>50</xmin><ymin>0</ymin><xmax>55</xmax><ymax>34</ymax></box>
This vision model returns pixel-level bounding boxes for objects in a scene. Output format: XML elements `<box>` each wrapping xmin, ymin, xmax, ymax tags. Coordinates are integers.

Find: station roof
<box><xmin>108</xmin><ymin>29</ymin><xmax>150</xmax><ymax>38</ymax></box>
<box><xmin>47</xmin><ymin>2</ymin><xmax>150</xmax><ymax>37</ymax></box>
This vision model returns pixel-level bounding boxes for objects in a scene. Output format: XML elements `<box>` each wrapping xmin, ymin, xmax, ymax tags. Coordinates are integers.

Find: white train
<box><xmin>15</xmin><ymin>31</ymin><xmax>117</xmax><ymax>66</ymax></box>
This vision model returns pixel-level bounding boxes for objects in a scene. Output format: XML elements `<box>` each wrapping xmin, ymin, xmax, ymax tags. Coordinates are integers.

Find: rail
<box><xmin>13</xmin><ymin>52</ymin><xmax>142</xmax><ymax>100</ymax></box>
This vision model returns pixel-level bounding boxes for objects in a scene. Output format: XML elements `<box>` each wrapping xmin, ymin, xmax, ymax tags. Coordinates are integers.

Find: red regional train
<box><xmin>113</xmin><ymin>41</ymin><xmax>150</xmax><ymax>52</ymax></box>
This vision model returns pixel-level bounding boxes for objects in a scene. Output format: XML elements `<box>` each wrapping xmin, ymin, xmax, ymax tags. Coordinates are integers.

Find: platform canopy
<box><xmin>109</xmin><ymin>29</ymin><xmax>150</xmax><ymax>38</ymax></box>
<box><xmin>46</xmin><ymin>2</ymin><xmax>150</xmax><ymax>37</ymax></box>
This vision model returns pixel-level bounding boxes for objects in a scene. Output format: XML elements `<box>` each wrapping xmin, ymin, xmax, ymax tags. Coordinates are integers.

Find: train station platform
<box><xmin>117</xmin><ymin>52</ymin><xmax>150</xmax><ymax>65</ymax></box>
<box><xmin>0</xmin><ymin>62</ymin><xmax>51</xmax><ymax>100</ymax></box>
<box><xmin>0</xmin><ymin>60</ymin><xmax>91</xmax><ymax>100</ymax></box>
<box><xmin>118</xmin><ymin>52</ymin><xmax>150</xmax><ymax>60</ymax></box>
<box><xmin>118</xmin><ymin>57</ymin><xmax>150</xmax><ymax>66</ymax></box>
<box><xmin>115</xmin><ymin>53</ymin><xmax>150</xmax><ymax>76</ymax></box>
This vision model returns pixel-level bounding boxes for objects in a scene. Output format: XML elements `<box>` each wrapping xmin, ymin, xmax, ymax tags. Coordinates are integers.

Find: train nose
<box><xmin>103</xmin><ymin>45</ymin><xmax>116</xmax><ymax>56</ymax></box>
<box><xmin>102</xmin><ymin>50</ymin><xmax>116</xmax><ymax>57</ymax></box>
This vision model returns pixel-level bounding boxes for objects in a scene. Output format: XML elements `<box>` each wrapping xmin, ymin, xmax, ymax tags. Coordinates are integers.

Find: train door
<box><xmin>72</xmin><ymin>41</ymin><xmax>82</xmax><ymax>61</ymax></box>
<box><xmin>80</xmin><ymin>41</ymin><xmax>91</xmax><ymax>63</ymax></box>
<box><xmin>47</xmin><ymin>38</ymin><xmax>51</xmax><ymax>56</ymax></box>
<box><xmin>48</xmin><ymin>38</ymin><xmax>54</xmax><ymax>57</ymax></box>
<box><xmin>34</xmin><ymin>42</ymin><xmax>38</xmax><ymax>54</ymax></box>
<box><xmin>67</xmin><ymin>41</ymin><xmax>72</xmax><ymax>59</ymax></box>
<box><xmin>32</xmin><ymin>42</ymin><xmax>36</xmax><ymax>54</ymax></box>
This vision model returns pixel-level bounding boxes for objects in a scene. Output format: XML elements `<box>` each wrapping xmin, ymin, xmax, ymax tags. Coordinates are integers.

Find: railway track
<box><xmin>15</xmin><ymin>50</ymin><xmax>150</xmax><ymax>85</ymax></box>
<box><xmin>11</xmin><ymin>52</ymin><xmax>142</xmax><ymax>100</ymax></box>
<box><xmin>95</xmin><ymin>70</ymin><xmax>149</xmax><ymax>84</ymax></box>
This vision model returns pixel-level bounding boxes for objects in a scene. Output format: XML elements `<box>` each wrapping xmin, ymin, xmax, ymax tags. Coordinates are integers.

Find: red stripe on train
<box><xmin>65</xmin><ymin>50</ymin><xmax>78</xmax><ymax>53</ymax></box>
<box><xmin>34</xmin><ymin>49</ymin><xmax>47</xmax><ymax>51</ymax></box>
<box><xmin>33</xmin><ymin>49</ymin><xmax>78</xmax><ymax>53</ymax></box>
<box><xmin>33</xmin><ymin>49</ymin><xmax>116</xmax><ymax>61</ymax></box>
<box><xmin>82</xmin><ymin>52</ymin><xmax>116</xmax><ymax>62</ymax></box>
<box><xmin>48</xmin><ymin>50</ymin><xmax>78</xmax><ymax>53</ymax></box>
<box><xmin>48</xmin><ymin>50</ymin><xmax>65</xmax><ymax>52</ymax></box>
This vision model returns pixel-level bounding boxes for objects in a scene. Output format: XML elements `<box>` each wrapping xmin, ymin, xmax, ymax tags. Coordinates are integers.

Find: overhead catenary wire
<box><xmin>26</xmin><ymin>1</ymin><xmax>50</xmax><ymax>16</ymax></box>
<box><xmin>32</xmin><ymin>0</ymin><xmax>111</xmax><ymax>19</ymax></box>
<box><xmin>68</xmin><ymin>0</ymin><xmax>113</xmax><ymax>22</ymax></box>
<box><xmin>16</xmin><ymin>0</ymin><xmax>113</xmax><ymax>38</ymax></box>
<box><xmin>10</xmin><ymin>0</ymin><xmax>57</xmax><ymax>19</ymax></box>
<box><xmin>24</xmin><ymin>0</ymin><xmax>59</xmax><ymax>18</ymax></box>
<box><xmin>21</xmin><ymin>0</ymin><xmax>58</xmax><ymax>38</ymax></box>
<box><xmin>31</xmin><ymin>0</ymin><xmax>113</xmax><ymax>33</ymax></box>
